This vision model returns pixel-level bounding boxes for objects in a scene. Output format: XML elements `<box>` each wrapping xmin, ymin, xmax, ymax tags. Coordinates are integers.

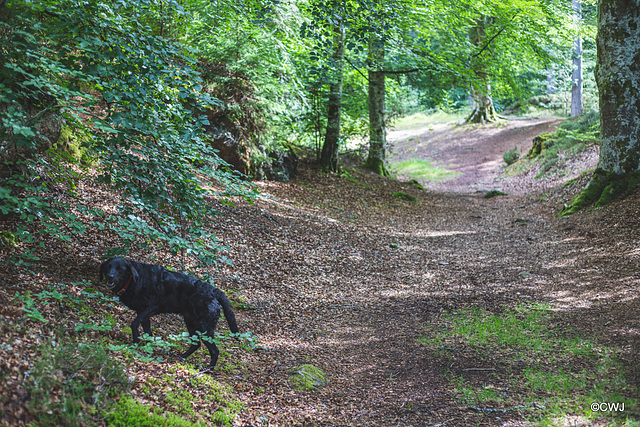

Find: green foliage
<box><xmin>528</xmin><ymin>111</ymin><xmax>599</xmax><ymax>163</ymax></box>
<box><xmin>503</xmin><ymin>145</ymin><xmax>520</xmax><ymax>165</ymax></box>
<box><xmin>25</xmin><ymin>337</ymin><xmax>131</xmax><ymax>427</ymax></box>
<box><xmin>0</xmin><ymin>0</ymin><xmax>255</xmax><ymax>266</ymax></box>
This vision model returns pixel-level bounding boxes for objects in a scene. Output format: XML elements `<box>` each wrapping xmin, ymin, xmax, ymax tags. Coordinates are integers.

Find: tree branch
<box><xmin>343</xmin><ymin>56</ymin><xmax>369</xmax><ymax>82</ymax></box>
<box><xmin>471</xmin><ymin>13</ymin><xmax>519</xmax><ymax>59</ymax></box>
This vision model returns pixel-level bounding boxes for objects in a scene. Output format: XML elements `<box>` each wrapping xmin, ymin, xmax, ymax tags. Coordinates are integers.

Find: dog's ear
<box><xmin>129</xmin><ymin>261</ymin><xmax>140</xmax><ymax>283</ymax></box>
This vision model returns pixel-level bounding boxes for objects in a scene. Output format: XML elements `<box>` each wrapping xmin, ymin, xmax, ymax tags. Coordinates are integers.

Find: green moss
<box><xmin>132</xmin><ymin>367</ymin><xmax>241</xmax><ymax>426</ymax></box>
<box><xmin>560</xmin><ymin>170</ymin><xmax>640</xmax><ymax>216</ymax></box>
<box><xmin>289</xmin><ymin>364</ymin><xmax>328</xmax><ymax>391</ymax></box>
<box><xmin>54</xmin><ymin>126</ymin><xmax>96</xmax><ymax>165</ymax></box>
<box><xmin>107</xmin><ymin>396</ymin><xmax>200</xmax><ymax>427</ymax></box>
<box><xmin>392</xmin><ymin>191</ymin><xmax>417</xmax><ymax>203</ymax></box>
<box><xmin>484</xmin><ymin>190</ymin><xmax>507</xmax><ymax>199</ymax></box>
<box><xmin>527</xmin><ymin>133</ymin><xmax>553</xmax><ymax>158</ymax></box>
<box><xmin>407</xmin><ymin>179</ymin><xmax>425</xmax><ymax>191</ymax></box>
<box><xmin>1</xmin><ymin>230</ymin><xmax>17</xmax><ymax>247</ymax></box>
<box><xmin>363</xmin><ymin>157</ymin><xmax>390</xmax><ymax>177</ymax></box>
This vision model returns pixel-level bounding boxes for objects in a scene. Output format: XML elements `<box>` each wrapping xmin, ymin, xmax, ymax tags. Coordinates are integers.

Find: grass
<box><xmin>420</xmin><ymin>303</ymin><xmax>639</xmax><ymax>425</ymax></box>
<box><xmin>391</xmin><ymin>109</ymin><xmax>469</xmax><ymax>130</ymax></box>
<box><xmin>390</xmin><ymin>158</ymin><xmax>461</xmax><ymax>182</ymax></box>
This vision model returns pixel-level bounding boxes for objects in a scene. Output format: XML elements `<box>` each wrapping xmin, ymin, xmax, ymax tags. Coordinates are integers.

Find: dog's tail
<box><xmin>214</xmin><ymin>288</ymin><xmax>239</xmax><ymax>334</ymax></box>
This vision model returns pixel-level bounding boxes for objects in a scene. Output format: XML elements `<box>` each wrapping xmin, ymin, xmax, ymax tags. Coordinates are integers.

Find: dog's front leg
<box><xmin>131</xmin><ymin>309</ymin><xmax>156</xmax><ymax>343</ymax></box>
<box><xmin>142</xmin><ymin>319</ymin><xmax>152</xmax><ymax>337</ymax></box>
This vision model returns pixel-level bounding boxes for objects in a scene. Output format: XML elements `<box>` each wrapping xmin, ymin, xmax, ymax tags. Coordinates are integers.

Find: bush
<box><xmin>503</xmin><ymin>145</ymin><xmax>520</xmax><ymax>165</ymax></box>
<box><xmin>25</xmin><ymin>337</ymin><xmax>131</xmax><ymax>426</ymax></box>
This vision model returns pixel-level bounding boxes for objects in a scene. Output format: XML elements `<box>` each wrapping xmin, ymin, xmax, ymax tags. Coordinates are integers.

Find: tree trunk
<box><xmin>561</xmin><ymin>0</ymin><xmax>640</xmax><ymax>215</ymax></box>
<box><xmin>364</xmin><ymin>36</ymin><xmax>389</xmax><ymax>176</ymax></box>
<box><xmin>466</xmin><ymin>78</ymin><xmax>498</xmax><ymax>123</ymax></box>
<box><xmin>570</xmin><ymin>0</ymin><xmax>583</xmax><ymax>117</ymax></box>
<box><xmin>465</xmin><ymin>18</ymin><xmax>498</xmax><ymax>124</ymax></box>
<box><xmin>320</xmin><ymin>24</ymin><xmax>345</xmax><ymax>173</ymax></box>
<box><xmin>546</xmin><ymin>67</ymin><xmax>556</xmax><ymax>95</ymax></box>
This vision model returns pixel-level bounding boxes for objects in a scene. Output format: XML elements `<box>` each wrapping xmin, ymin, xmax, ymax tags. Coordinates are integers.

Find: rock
<box><xmin>484</xmin><ymin>190</ymin><xmax>507</xmax><ymax>199</ymax></box>
<box><xmin>392</xmin><ymin>191</ymin><xmax>417</xmax><ymax>203</ymax></box>
<box><xmin>203</xmin><ymin>115</ymin><xmax>254</xmax><ymax>176</ymax></box>
<box><xmin>407</xmin><ymin>179</ymin><xmax>425</xmax><ymax>191</ymax></box>
<box><xmin>260</xmin><ymin>145</ymin><xmax>298</xmax><ymax>182</ymax></box>
<box><xmin>289</xmin><ymin>364</ymin><xmax>328</xmax><ymax>391</ymax></box>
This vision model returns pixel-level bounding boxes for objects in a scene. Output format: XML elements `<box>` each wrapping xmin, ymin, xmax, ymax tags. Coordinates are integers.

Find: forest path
<box><xmin>221</xmin><ymin>116</ymin><xmax>639</xmax><ymax>425</ymax></box>
<box><xmin>387</xmin><ymin>116</ymin><xmax>563</xmax><ymax>194</ymax></box>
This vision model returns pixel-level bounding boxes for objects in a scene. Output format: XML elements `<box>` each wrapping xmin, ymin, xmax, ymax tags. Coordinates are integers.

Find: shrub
<box><xmin>25</xmin><ymin>338</ymin><xmax>131</xmax><ymax>426</ymax></box>
<box><xmin>503</xmin><ymin>145</ymin><xmax>520</xmax><ymax>165</ymax></box>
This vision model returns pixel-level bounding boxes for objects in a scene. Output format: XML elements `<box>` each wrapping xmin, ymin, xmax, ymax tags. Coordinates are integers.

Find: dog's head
<box><xmin>99</xmin><ymin>257</ymin><xmax>139</xmax><ymax>293</ymax></box>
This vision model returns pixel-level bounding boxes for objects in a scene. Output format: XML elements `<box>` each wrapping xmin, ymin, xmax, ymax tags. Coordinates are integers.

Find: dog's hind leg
<box><xmin>200</xmin><ymin>303</ymin><xmax>221</xmax><ymax>368</ymax></box>
<box><xmin>180</xmin><ymin>317</ymin><xmax>201</xmax><ymax>360</ymax></box>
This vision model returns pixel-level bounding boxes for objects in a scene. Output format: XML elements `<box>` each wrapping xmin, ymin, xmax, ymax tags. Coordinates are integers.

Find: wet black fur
<box><xmin>99</xmin><ymin>256</ymin><xmax>238</xmax><ymax>368</ymax></box>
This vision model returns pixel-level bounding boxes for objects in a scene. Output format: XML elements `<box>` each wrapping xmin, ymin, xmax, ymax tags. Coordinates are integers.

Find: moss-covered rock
<box><xmin>526</xmin><ymin>133</ymin><xmax>553</xmax><ymax>158</ymax></box>
<box><xmin>484</xmin><ymin>190</ymin><xmax>507</xmax><ymax>199</ymax></box>
<box><xmin>407</xmin><ymin>179</ymin><xmax>425</xmax><ymax>191</ymax></box>
<box><xmin>289</xmin><ymin>364</ymin><xmax>328</xmax><ymax>391</ymax></box>
<box><xmin>1</xmin><ymin>230</ymin><xmax>17</xmax><ymax>247</ymax></box>
<box><xmin>54</xmin><ymin>126</ymin><xmax>95</xmax><ymax>165</ymax></box>
<box><xmin>392</xmin><ymin>191</ymin><xmax>417</xmax><ymax>203</ymax></box>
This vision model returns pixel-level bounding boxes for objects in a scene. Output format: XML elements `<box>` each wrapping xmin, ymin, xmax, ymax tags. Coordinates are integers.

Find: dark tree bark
<box><xmin>364</xmin><ymin>35</ymin><xmax>389</xmax><ymax>176</ymax></box>
<box><xmin>320</xmin><ymin>24</ymin><xmax>345</xmax><ymax>173</ymax></box>
<box><xmin>561</xmin><ymin>0</ymin><xmax>640</xmax><ymax>215</ymax></box>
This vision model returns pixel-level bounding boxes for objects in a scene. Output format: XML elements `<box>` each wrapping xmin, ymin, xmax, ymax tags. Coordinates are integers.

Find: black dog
<box><xmin>99</xmin><ymin>256</ymin><xmax>238</xmax><ymax>368</ymax></box>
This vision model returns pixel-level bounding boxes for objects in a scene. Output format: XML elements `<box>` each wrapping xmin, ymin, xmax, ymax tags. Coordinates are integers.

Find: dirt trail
<box><xmin>388</xmin><ymin>117</ymin><xmax>563</xmax><ymax>193</ymax></box>
<box><xmin>3</xmin><ymin>116</ymin><xmax>637</xmax><ymax>426</ymax></box>
<box><xmin>222</xmin><ymin>116</ymin><xmax>639</xmax><ymax>426</ymax></box>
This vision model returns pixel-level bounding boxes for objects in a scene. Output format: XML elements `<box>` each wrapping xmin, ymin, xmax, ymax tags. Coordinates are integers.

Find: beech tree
<box><xmin>561</xmin><ymin>0</ymin><xmax>640</xmax><ymax>215</ymax></box>
<box><xmin>465</xmin><ymin>17</ymin><xmax>499</xmax><ymax>124</ymax></box>
<box><xmin>571</xmin><ymin>0</ymin><xmax>584</xmax><ymax>117</ymax></box>
<box><xmin>315</xmin><ymin>0</ymin><xmax>347</xmax><ymax>173</ymax></box>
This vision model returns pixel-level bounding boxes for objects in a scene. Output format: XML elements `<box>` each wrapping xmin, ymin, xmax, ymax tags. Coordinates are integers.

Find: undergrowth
<box><xmin>420</xmin><ymin>303</ymin><xmax>639</xmax><ymax>425</ymax></box>
<box><xmin>6</xmin><ymin>280</ymin><xmax>253</xmax><ymax>426</ymax></box>
<box><xmin>505</xmin><ymin>110</ymin><xmax>599</xmax><ymax>178</ymax></box>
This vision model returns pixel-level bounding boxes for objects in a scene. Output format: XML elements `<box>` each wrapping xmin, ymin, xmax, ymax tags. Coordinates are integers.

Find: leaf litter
<box><xmin>1</xmin><ymin>117</ymin><xmax>639</xmax><ymax>426</ymax></box>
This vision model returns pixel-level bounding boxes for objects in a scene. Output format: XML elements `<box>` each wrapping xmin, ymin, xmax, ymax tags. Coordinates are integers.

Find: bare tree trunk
<box><xmin>320</xmin><ymin>24</ymin><xmax>345</xmax><ymax>173</ymax></box>
<box><xmin>364</xmin><ymin>36</ymin><xmax>389</xmax><ymax>176</ymax></box>
<box><xmin>570</xmin><ymin>0</ymin><xmax>583</xmax><ymax>117</ymax></box>
<box><xmin>546</xmin><ymin>67</ymin><xmax>556</xmax><ymax>95</ymax></box>
<box><xmin>561</xmin><ymin>0</ymin><xmax>640</xmax><ymax>215</ymax></box>
<box><xmin>467</xmin><ymin>77</ymin><xmax>498</xmax><ymax>123</ymax></box>
<box><xmin>465</xmin><ymin>18</ymin><xmax>498</xmax><ymax>124</ymax></box>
